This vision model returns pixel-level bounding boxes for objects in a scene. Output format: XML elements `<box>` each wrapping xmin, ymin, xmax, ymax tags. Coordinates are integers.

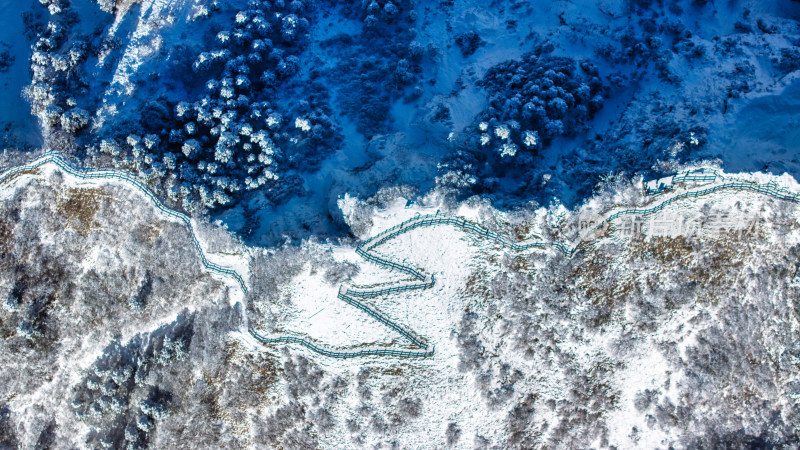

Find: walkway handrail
<box><xmin>254</xmin><ymin>178</ymin><xmax>800</xmax><ymax>358</ymax></box>
<box><xmin>0</xmin><ymin>151</ymin><xmax>248</xmax><ymax>294</ymax></box>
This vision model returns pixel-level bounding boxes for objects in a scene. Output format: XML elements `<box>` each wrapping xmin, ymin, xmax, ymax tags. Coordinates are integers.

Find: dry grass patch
<box><xmin>626</xmin><ymin>229</ymin><xmax>762</xmax><ymax>304</ymax></box>
<box><xmin>0</xmin><ymin>217</ymin><xmax>12</xmax><ymax>256</ymax></box>
<box><xmin>463</xmin><ymin>269</ymin><xmax>491</xmax><ymax>303</ymax></box>
<box><xmin>630</xmin><ymin>236</ymin><xmax>695</xmax><ymax>265</ymax></box>
<box><xmin>512</xmin><ymin>222</ymin><xmax>534</xmax><ymax>241</ymax></box>
<box><xmin>573</xmin><ymin>249</ymin><xmax>635</xmax><ymax>308</ymax></box>
<box><xmin>56</xmin><ymin>187</ymin><xmax>112</xmax><ymax>236</ymax></box>
<box><xmin>381</xmin><ymin>367</ymin><xmax>403</xmax><ymax>376</ymax></box>
<box><xmin>0</xmin><ymin>168</ymin><xmax>40</xmax><ymax>187</ymax></box>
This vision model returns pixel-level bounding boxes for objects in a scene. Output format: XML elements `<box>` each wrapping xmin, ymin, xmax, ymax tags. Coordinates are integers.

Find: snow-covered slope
<box><xmin>2</xmin><ymin>152</ymin><xmax>800</xmax><ymax>448</ymax></box>
<box><xmin>245</xmin><ymin>167</ymin><xmax>800</xmax><ymax>448</ymax></box>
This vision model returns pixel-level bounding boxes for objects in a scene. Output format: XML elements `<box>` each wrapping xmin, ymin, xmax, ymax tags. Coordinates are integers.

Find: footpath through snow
<box><xmin>3</xmin><ymin>152</ymin><xmax>800</xmax><ymax>359</ymax></box>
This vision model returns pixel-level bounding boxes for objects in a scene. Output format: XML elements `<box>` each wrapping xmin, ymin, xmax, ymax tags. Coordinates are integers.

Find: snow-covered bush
<box><xmin>456</xmin><ymin>312</ymin><xmax>486</xmax><ymax>372</ymax></box>
<box><xmin>71</xmin><ymin>315</ymin><xmax>193</xmax><ymax>448</ymax></box>
<box><xmin>94</xmin><ymin>0</ymin><xmax>115</xmax><ymax>13</ymax></box>
<box><xmin>60</xmin><ymin>108</ymin><xmax>89</xmax><ymax>132</ymax></box>
<box><xmin>454</xmin><ymin>31</ymin><xmax>483</xmax><ymax>57</ymax></box>
<box><xmin>84</xmin><ymin>0</ymin><xmax>343</xmax><ymax>212</ymax></box>
<box><xmin>128</xmin><ymin>273</ymin><xmax>152</xmax><ymax>312</ymax></box>
<box><xmin>22</xmin><ymin>0</ymin><xmax>108</xmax><ymax>139</ymax></box>
<box><xmin>476</xmin><ymin>50</ymin><xmax>609</xmax><ymax>156</ymax></box>
<box><xmin>355</xmin><ymin>0</ymin><xmax>413</xmax><ymax>29</ymax></box>
<box><xmin>0</xmin><ymin>41</ymin><xmax>14</xmax><ymax>72</ymax></box>
<box><xmin>773</xmin><ymin>47</ymin><xmax>800</xmax><ymax>75</ymax></box>
<box><xmin>323</xmin><ymin>261</ymin><xmax>360</xmax><ymax>285</ymax></box>
<box><xmin>320</xmin><ymin>0</ymin><xmax>420</xmax><ymax>137</ymax></box>
<box><xmin>445</xmin><ymin>422</ymin><xmax>461</xmax><ymax>446</ymax></box>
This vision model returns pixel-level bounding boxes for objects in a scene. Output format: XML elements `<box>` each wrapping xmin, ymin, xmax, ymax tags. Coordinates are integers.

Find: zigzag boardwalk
<box><xmin>249</xmin><ymin>181</ymin><xmax>800</xmax><ymax>358</ymax></box>
<box><xmin>3</xmin><ymin>153</ymin><xmax>800</xmax><ymax>359</ymax></box>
